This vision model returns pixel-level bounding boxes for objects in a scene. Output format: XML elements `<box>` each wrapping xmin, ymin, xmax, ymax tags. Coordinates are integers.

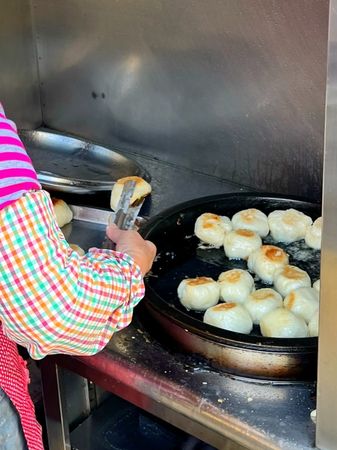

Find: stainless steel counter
<box><xmin>40</xmin><ymin>154</ymin><xmax>317</xmax><ymax>450</ymax></box>
<box><xmin>41</xmin><ymin>314</ymin><xmax>317</xmax><ymax>450</ymax></box>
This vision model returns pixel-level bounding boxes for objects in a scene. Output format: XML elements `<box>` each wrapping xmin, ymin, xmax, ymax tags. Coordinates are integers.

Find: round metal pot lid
<box><xmin>20</xmin><ymin>129</ymin><xmax>151</xmax><ymax>194</ymax></box>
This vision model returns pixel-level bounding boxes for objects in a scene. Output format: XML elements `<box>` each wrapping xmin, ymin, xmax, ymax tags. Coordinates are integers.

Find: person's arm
<box><xmin>0</xmin><ymin>104</ymin><xmax>156</xmax><ymax>359</ymax></box>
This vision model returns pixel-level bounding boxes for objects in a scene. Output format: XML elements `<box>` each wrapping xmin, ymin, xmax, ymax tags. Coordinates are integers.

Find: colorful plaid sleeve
<box><xmin>0</xmin><ymin>190</ymin><xmax>145</xmax><ymax>359</ymax></box>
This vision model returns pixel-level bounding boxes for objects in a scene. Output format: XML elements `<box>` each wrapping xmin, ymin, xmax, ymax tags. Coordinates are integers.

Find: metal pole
<box><xmin>40</xmin><ymin>359</ymin><xmax>70</xmax><ymax>450</ymax></box>
<box><xmin>316</xmin><ymin>0</ymin><xmax>337</xmax><ymax>448</ymax></box>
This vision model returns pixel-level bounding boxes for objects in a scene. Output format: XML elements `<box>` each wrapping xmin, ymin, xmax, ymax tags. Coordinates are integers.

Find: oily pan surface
<box><xmin>143</xmin><ymin>193</ymin><xmax>320</xmax><ymax>345</ymax></box>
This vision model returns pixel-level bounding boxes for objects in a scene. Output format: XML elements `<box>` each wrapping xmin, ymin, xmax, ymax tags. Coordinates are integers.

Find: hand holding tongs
<box><xmin>102</xmin><ymin>180</ymin><xmax>147</xmax><ymax>249</ymax></box>
<box><xmin>112</xmin><ymin>180</ymin><xmax>149</xmax><ymax>231</ymax></box>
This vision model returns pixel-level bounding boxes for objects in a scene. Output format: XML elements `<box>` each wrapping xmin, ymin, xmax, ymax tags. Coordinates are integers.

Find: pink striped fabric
<box><xmin>0</xmin><ymin>121</ymin><xmax>17</xmax><ymax>133</ymax></box>
<box><xmin>0</xmin><ymin>103</ymin><xmax>40</xmax><ymax>210</ymax></box>
<box><xmin>0</xmin><ymin>136</ymin><xmax>26</xmax><ymax>148</ymax></box>
<box><xmin>0</xmin><ymin>152</ymin><xmax>34</xmax><ymax>162</ymax></box>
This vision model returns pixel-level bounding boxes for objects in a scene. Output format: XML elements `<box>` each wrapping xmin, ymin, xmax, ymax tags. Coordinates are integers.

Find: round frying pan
<box><xmin>141</xmin><ymin>193</ymin><xmax>320</xmax><ymax>381</ymax></box>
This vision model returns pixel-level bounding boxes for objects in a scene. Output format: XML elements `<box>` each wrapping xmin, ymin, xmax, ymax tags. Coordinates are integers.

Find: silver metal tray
<box><xmin>62</xmin><ymin>205</ymin><xmax>145</xmax><ymax>251</ymax></box>
<box><xmin>20</xmin><ymin>129</ymin><xmax>150</xmax><ymax>194</ymax></box>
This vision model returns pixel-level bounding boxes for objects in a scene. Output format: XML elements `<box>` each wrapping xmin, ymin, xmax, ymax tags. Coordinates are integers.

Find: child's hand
<box><xmin>106</xmin><ymin>223</ymin><xmax>157</xmax><ymax>276</ymax></box>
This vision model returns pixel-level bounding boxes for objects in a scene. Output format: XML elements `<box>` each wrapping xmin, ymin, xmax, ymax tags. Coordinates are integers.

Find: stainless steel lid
<box><xmin>21</xmin><ymin>129</ymin><xmax>150</xmax><ymax>193</ymax></box>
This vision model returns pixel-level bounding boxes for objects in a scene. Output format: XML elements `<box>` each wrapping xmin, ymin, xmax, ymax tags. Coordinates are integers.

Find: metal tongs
<box><xmin>111</xmin><ymin>180</ymin><xmax>140</xmax><ymax>230</ymax></box>
<box><xmin>103</xmin><ymin>180</ymin><xmax>146</xmax><ymax>249</ymax></box>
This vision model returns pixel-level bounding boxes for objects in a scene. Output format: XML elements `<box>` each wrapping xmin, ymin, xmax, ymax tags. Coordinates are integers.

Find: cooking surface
<box><xmin>152</xmin><ymin>235</ymin><xmax>320</xmax><ymax>337</ymax></box>
<box><xmin>150</xmin><ymin>230</ymin><xmax>320</xmax><ymax>337</ymax></box>
<box><xmin>143</xmin><ymin>193</ymin><xmax>320</xmax><ymax>344</ymax></box>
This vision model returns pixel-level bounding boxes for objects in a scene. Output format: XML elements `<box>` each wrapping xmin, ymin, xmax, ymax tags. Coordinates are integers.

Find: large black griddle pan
<box><xmin>141</xmin><ymin>193</ymin><xmax>320</xmax><ymax>381</ymax></box>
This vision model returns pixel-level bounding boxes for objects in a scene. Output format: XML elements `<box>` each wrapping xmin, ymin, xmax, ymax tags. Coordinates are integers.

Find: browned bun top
<box><xmin>236</xmin><ymin>229</ymin><xmax>256</xmax><ymax>237</ymax></box>
<box><xmin>241</xmin><ymin>209</ymin><xmax>259</xmax><ymax>222</ymax></box>
<box><xmin>262</xmin><ymin>245</ymin><xmax>287</xmax><ymax>262</ymax></box>
<box><xmin>202</xmin><ymin>213</ymin><xmax>222</xmax><ymax>228</ymax></box>
<box><xmin>187</xmin><ymin>277</ymin><xmax>214</xmax><ymax>286</ymax></box>
<box><xmin>212</xmin><ymin>303</ymin><xmax>236</xmax><ymax>311</ymax></box>
<box><xmin>251</xmin><ymin>290</ymin><xmax>275</xmax><ymax>301</ymax></box>
<box><xmin>222</xmin><ymin>270</ymin><xmax>242</xmax><ymax>283</ymax></box>
<box><xmin>204</xmin><ymin>213</ymin><xmax>221</xmax><ymax>220</ymax></box>
<box><xmin>282</xmin><ymin>266</ymin><xmax>305</xmax><ymax>280</ymax></box>
<box><xmin>116</xmin><ymin>176</ymin><xmax>145</xmax><ymax>186</ymax></box>
<box><xmin>52</xmin><ymin>197</ymin><xmax>64</xmax><ymax>206</ymax></box>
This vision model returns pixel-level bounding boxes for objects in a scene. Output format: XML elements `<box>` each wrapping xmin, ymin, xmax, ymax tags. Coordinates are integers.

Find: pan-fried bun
<box><xmin>268</xmin><ymin>209</ymin><xmax>312</xmax><ymax>243</ymax></box>
<box><xmin>177</xmin><ymin>277</ymin><xmax>220</xmax><ymax>311</ymax></box>
<box><xmin>69</xmin><ymin>243</ymin><xmax>85</xmax><ymax>256</ymax></box>
<box><xmin>273</xmin><ymin>265</ymin><xmax>311</xmax><ymax>297</ymax></box>
<box><xmin>244</xmin><ymin>288</ymin><xmax>282</xmax><ymax>325</ymax></box>
<box><xmin>308</xmin><ymin>310</ymin><xmax>319</xmax><ymax>337</ymax></box>
<box><xmin>247</xmin><ymin>245</ymin><xmax>289</xmax><ymax>284</ymax></box>
<box><xmin>218</xmin><ymin>269</ymin><xmax>254</xmax><ymax>303</ymax></box>
<box><xmin>52</xmin><ymin>198</ymin><xmax>73</xmax><ymax>228</ymax></box>
<box><xmin>260</xmin><ymin>308</ymin><xmax>309</xmax><ymax>338</ymax></box>
<box><xmin>223</xmin><ymin>229</ymin><xmax>262</xmax><ymax>260</ymax></box>
<box><xmin>110</xmin><ymin>176</ymin><xmax>151</xmax><ymax>211</ymax></box>
<box><xmin>313</xmin><ymin>279</ymin><xmax>320</xmax><ymax>292</ymax></box>
<box><xmin>305</xmin><ymin>217</ymin><xmax>322</xmax><ymax>250</ymax></box>
<box><xmin>283</xmin><ymin>287</ymin><xmax>319</xmax><ymax>324</ymax></box>
<box><xmin>203</xmin><ymin>302</ymin><xmax>253</xmax><ymax>334</ymax></box>
<box><xmin>231</xmin><ymin>208</ymin><xmax>269</xmax><ymax>237</ymax></box>
<box><xmin>194</xmin><ymin>213</ymin><xmax>232</xmax><ymax>247</ymax></box>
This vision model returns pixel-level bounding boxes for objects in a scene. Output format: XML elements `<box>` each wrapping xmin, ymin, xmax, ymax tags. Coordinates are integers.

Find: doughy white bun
<box><xmin>244</xmin><ymin>288</ymin><xmax>283</xmax><ymax>325</ymax></box>
<box><xmin>268</xmin><ymin>209</ymin><xmax>313</xmax><ymax>243</ymax></box>
<box><xmin>203</xmin><ymin>302</ymin><xmax>253</xmax><ymax>334</ymax></box>
<box><xmin>273</xmin><ymin>265</ymin><xmax>311</xmax><ymax>297</ymax></box>
<box><xmin>283</xmin><ymin>287</ymin><xmax>319</xmax><ymax>324</ymax></box>
<box><xmin>178</xmin><ymin>277</ymin><xmax>220</xmax><ymax>311</ymax></box>
<box><xmin>194</xmin><ymin>213</ymin><xmax>232</xmax><ymax>247</ymax></box>
<box><xmin>247</xmin><ymin>245</ymin><xmax>289</xmax><ymax>284</ymax></box>
<box><xmin>305</xmin><ymin>217</ymin><xmax>322</xmax><ymax>250</ymax></box>
<box><xmin>218</xmin><ymin>269</ymin><xmax>255</xmax><ymax>303</ymax></box>
<box><xmin>308</xmin><ymin>310</ymin><xmax>319</xmax><ymax>337</ymax></box>
<box><xmin>223</xmin><ymin>229</ymin><xmax>262</xmax><ymax>260</ymax></box>
<box><xmin>69</xmin><ymin>243</ymin><xmax>85</xmax><ymax>256</ymax></box>
<box><xmin>52</xmin><ymin>198</ymin><xmax>73</xmax><ymax>228</ymax></box>
<box><xmin>313</xmin><ymin>279</ymin><xmax>320</xmax><ymax>292</ymax></box>
<box><xmin>231</xmin><ymin>208</ymin><xmax>269</xmax><ymax>237</ymax></box>
<box><xmin>260</xmin><ymin>308</ymin><xmax>309</xmax><ymax>338</ymax></box>
<box><xmin>110</xmin><ymin>176</ymin><xmax>151</xmax><ymax>211</ymax></box>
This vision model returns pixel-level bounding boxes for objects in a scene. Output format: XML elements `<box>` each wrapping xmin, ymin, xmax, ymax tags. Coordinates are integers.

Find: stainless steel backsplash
<box><xmin>0</xmin><ymin>0</ymin><xmax>329</xmax><ymax>201</ymax></box>
<box><xmin>0</xmin><ymin>0</ymin><xmax>41</xmax><ymax>128</ymax></box>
